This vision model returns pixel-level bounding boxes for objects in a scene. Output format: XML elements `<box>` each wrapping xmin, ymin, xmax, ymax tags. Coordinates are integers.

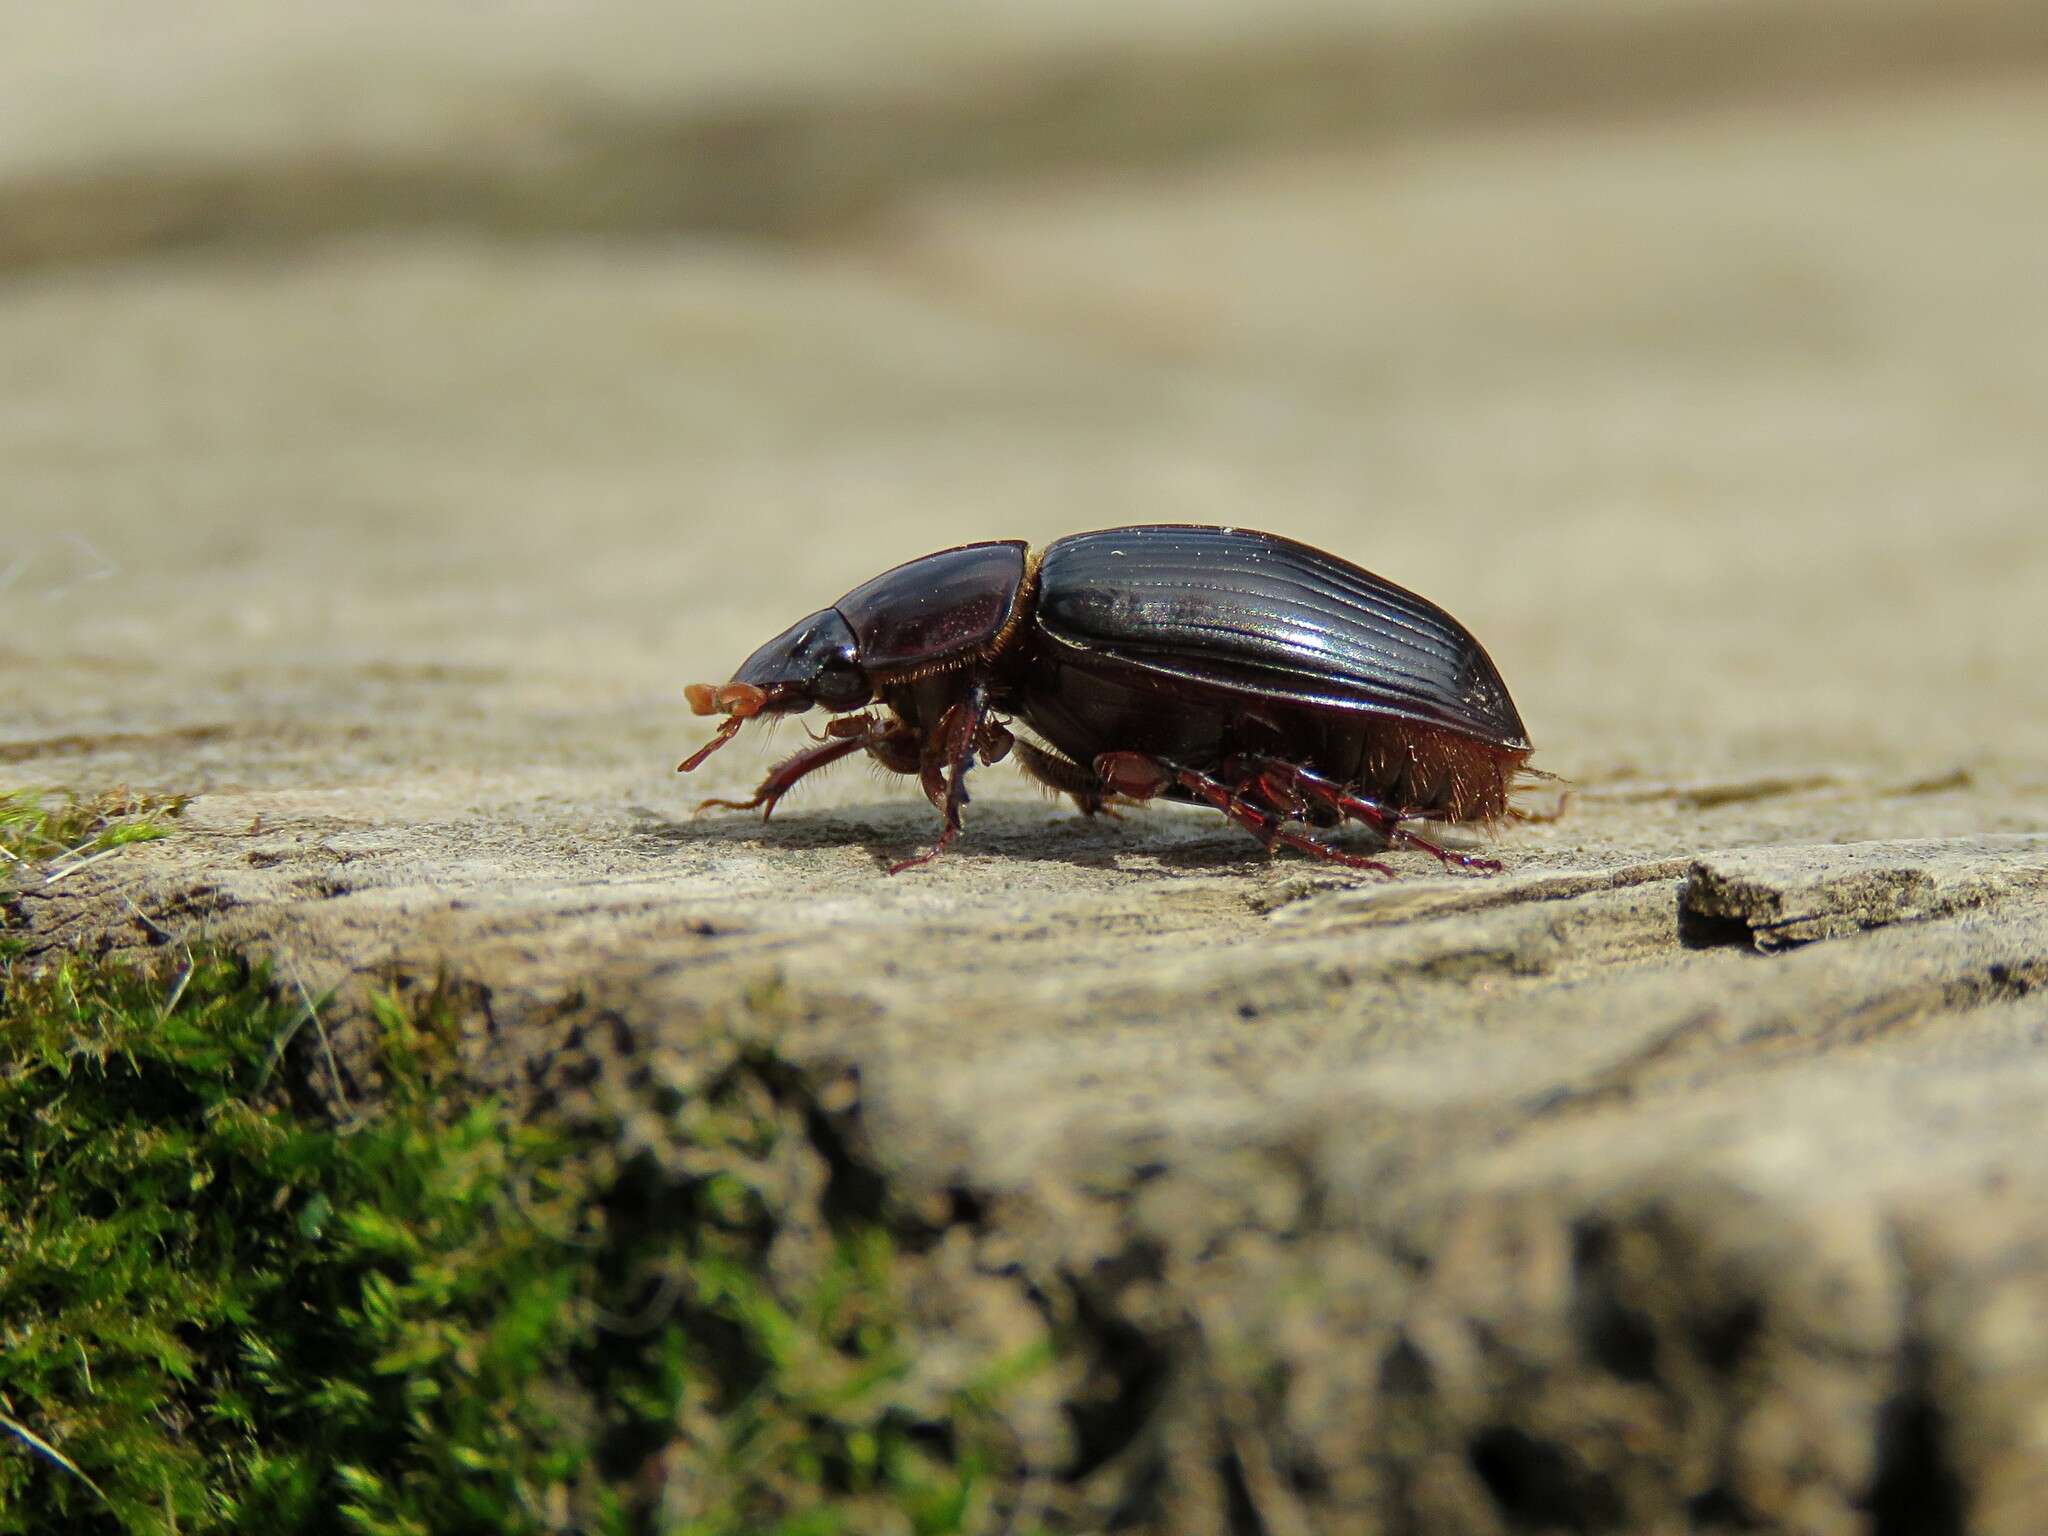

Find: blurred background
<box><xmin>6</xmin><ymin>0</ymin><xmax>2048</xmax><ymax>815</ymax></box>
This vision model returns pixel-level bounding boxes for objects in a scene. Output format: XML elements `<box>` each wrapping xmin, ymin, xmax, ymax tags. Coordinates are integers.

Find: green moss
<box><xmin>0</xmin><ymin>944</ymin><xmax>1037</xmax><ymax>1535</ymax></box>
<box><xmin>0</xmin><ymin>787</ymin><xmax>187</xmax><ymax>872</ymax></box>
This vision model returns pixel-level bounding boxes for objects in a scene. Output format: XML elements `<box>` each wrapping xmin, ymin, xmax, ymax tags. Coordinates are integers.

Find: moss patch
<box><xmin>0</xmin><ymin>940</ymin><xmax>1039</xmax><ymax>1535</ymax></box>
<box><xmin>0</xmin><ymin>787</ymin><xmax>187</xmax><ymax>885</ymax></box>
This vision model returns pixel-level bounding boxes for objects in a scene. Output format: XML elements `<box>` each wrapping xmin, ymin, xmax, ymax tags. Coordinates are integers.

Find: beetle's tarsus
<box><xmin>887</xmin><ymin>835</ymin><xmax>953</xmax><ymax>876</ymax></box>
<box><xmin>1509</xmin><ymin>785</ymin><xmax>1572</xmax><ymax>824</ymax></box>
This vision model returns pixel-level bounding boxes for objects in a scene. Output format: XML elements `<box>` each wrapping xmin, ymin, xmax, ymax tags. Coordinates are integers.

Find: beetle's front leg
<box><xmin>693</xmin><ymin>731</ymin><xmax>869</xmax><ymax>820</ymax></box>
<box><xmin>696</xmin><ymin>710</ymin><xmax>899</xmax><ymax>822</ymax></box>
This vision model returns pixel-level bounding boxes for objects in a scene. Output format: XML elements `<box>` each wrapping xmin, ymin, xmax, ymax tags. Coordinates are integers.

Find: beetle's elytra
<box><xmin>681</xmin><ymin>525</ymin><xmax>1534</xmax><ymax>875</ymax></box>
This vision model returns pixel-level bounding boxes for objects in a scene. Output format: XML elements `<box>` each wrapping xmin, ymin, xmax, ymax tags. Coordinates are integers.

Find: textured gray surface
<box><xmin>7</xmin><ymin>11</ymin><xmax>2048</xmax><ymax>1529</ymax></box>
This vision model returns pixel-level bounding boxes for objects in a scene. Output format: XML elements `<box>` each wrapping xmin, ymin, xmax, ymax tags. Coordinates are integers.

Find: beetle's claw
<box><xmin>691</xmin><ymin>790</ymin><xmax>786</xmax><ymax>823</ymax></box>
<box><xmin>694</xmin><ymin>796</ymin><xmax>760</xmax><ymax>821</ymax></box>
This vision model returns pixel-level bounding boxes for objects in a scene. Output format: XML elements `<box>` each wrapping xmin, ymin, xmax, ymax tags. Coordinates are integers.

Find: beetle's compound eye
<box><xmin>811</xmin><ymin>653</ymin><xmax>870</xmax><ymax>710</ymax></box>
<box><xmin>730</xmin><ymin>607</ymin><xmax>871</xmax><ymax>712</ymax></box>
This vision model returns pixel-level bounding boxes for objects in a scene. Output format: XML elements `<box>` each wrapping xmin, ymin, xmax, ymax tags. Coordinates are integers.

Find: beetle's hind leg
<box><xmin>1236</xmin><ymin>756</ymin><xmax>1503</xmax><ymax>874</ymax></box>
<box><xmin>1095</xmin><ymin>752</ymin><xmax>1394</xmax><ymax>876</ymax></box>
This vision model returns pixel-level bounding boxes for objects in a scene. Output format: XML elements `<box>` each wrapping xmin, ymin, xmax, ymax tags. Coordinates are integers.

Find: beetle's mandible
<box><xmin>680</xmin><ymin>525</ymin><xmax>1535</xmax><ymax>875</ymax></box>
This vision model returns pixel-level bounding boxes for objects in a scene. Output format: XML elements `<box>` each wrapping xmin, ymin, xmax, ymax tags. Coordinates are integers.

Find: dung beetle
<box><xmin>681</xmin><ymin>525</ymin><xmax>1534</xmax><ymax>875</ymax></box>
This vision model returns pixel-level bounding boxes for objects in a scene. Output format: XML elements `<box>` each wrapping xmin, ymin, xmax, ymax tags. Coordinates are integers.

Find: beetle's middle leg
<box><xmin>890</xmin><ymin>685</ymin><xmax>994</xmax><ymax>875</ymax></box>
<box><xmin>1095</xmin><ymin>752</ymin><xmax>1394</xmax><ymax>875</ymax></box>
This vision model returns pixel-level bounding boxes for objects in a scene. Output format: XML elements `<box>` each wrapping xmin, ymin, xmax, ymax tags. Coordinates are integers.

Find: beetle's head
<box><xmin>680</xmin><ymin>608</ymin><xmax>873</xmax><ymax>771</ymax></box>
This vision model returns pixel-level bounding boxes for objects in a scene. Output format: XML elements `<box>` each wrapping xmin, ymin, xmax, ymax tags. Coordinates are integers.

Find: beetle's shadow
<box><xmin>628</xmin><ymin>801</ymin><xmax>1340</xmax><ymax>878</ymax></box>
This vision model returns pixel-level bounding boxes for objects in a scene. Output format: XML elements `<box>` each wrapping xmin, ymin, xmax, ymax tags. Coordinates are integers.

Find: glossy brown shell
<box><xmin>834</xmin><ymin>540</ymin><xmax>1029</xmax><ymax>675</ymax></box>
<box><xmin>1032</xmin><ymin>525</ymin><xmax>1527</xmax><ymax>750</ymax></box>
